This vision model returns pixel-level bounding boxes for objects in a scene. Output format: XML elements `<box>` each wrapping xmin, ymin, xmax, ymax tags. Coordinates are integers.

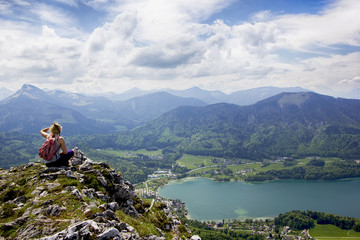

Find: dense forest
<box><xmin>105</xmin><ymin>92</ymin><xmax>360</xmax><ymax>160</ymax></box>
<box><xmin>21</xmin><ymin>93</ymin><xmax>355</xmax><ymax>162</ymax></box>
<box><xmin>1</xmin><ymin>130</ymin><xmax>360</xmax><ymax>184</ymax></box>
<box><xmin>184</xmin><ymin>210</ymin><xmax>360</xmax><ymax>240</ymax></box>
<box><xmin>185</xmin><ymin>219</ymin><xmax>265</xmax><ymax>240</ymax></box>
<box><xmin>0</xmin><ymin>132</ymin><xmax>41</xmax><ymax>169</ymax></box>
<box><xmin>79</xmin><ymin>148</ymin><xmax>181</xmax><ymax>183</ymax></box>
<box><xmin>55</xmin><ymin>122</ymin><xmax>360</xmax><ymax>162</ymax></box>
<box><xmin>245</xmin><ymin>159</ymin><xmax>360</xmax><ymax>181</ymax></box>
<box><xmin>111</xmin><ymin>122</ymin><xmax>360</xmax><ymax>160</ymax></box>
<box><xmin>274</xmin><ymin>210</ymin><xmax>360</xmax><ymax>232</ymax></box>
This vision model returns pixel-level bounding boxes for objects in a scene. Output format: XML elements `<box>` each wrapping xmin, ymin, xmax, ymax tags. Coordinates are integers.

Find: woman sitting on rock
<box><xmin>40</xmin><ymin>123</ymin><xmax>74</xmax><ymax>167</ymax></box>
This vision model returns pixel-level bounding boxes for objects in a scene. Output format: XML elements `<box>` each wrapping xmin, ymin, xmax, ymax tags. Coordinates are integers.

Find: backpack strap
<box><xmin>54</xmin><ymin>136</ymin><xmax>61</xmax><ymax>160</ymax></box>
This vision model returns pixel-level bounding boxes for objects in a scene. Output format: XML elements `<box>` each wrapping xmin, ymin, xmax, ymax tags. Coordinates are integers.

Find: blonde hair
<box><xmin>50</xmin><ymin>123</ymin><xmax>62</xmax><ymax>135</ymax></box>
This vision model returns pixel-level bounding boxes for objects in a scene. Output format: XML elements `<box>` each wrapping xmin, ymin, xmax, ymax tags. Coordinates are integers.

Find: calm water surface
<box><xmin>158</xmin><ymin>178</ymin><xmax>360</xmax><ymax>221</ymax></box>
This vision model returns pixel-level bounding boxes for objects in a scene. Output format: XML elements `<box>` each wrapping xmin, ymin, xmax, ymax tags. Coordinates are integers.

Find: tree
<box><xmin>307</xmin><ymin>159</ymin><xmax>325</xmax><ymax>167</ymax></box>
<box><xmin>274</xmin><ymin>211</ymin><xmax>314</xmax><ymax>230</ymax></box>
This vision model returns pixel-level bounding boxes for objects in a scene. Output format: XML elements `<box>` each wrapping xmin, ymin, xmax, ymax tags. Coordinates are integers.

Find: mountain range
<box><xmin>0</xmin><ymin>87</ymin><xmax>13</xmax><ymax>100</ymax></box>
<box><xmin>169</xmin><ymin>86</ymin><xmax>310</xmax><ymax>105</ymax></box>
<box><xmin>0</xmin><ymin>84</ymin><xmax>315</xmax><ymax>134</ymax></box>
<box><xmin>1</xmin><ymin>84</ymin><xmax>360</xmax><ymax>170</ymax></box>
<box><xmin>2</xmin><ymin>84</ymin><xmax>360</xmax><ymax>160</ymax></box>
<box><xmin>0</xmin><ymin>85</ymin><xmax>113</xmax><ymax>135</ymax></box>
<box><xmin>0</xmin><ymin>84</ymin><xmax>209</xmax><ymax>134</ymax></box>
<box><xmin>97</xmin><ymin>86</ymin><xmax>310</xmax><ymax>105</ymax></box>
<box><xmin>113</xmin><ymin>92</ymin><xmax>360</xmax><ymax>159</ymax></box>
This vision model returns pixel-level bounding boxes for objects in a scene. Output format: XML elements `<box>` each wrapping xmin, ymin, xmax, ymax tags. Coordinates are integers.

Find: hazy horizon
<box><xmin>2</xmin><ymin>83</ymin><xmax>360</xmax><ymax>101</ymax></box>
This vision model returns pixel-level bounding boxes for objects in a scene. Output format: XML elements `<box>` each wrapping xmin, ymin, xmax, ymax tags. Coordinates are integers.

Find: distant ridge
<box><xmin>100</xmin><ymin>86</ymin><xmax>311</xmax><ymax>105</ymax></box>
<box><xmin>102</xmin><ymin>87</ymin><xmax>154</xmax><ymax>101</ymax></box>
<box><xmin>4</xmin><ymin>84</ymin><xmax>49</xmax><ymax>102</ymax></box>
<box><xmin>167</xmin><ymin>87</ymin><xmax>227</xmax><ymax>104</ymax></box>
<box><xmin>115</xmin><ymin>92</ymin><xmax>360</xmax><ymax>159</ymax></box>
<box><xmin>225</xmin><ymin>86</ymin><xmax>311</xmax><ymax>105</ymax></box>
<box><xmin>0</xmin><ymin>84</ymin><xmax>207</xmax><ymax>133</ymax></box>
<box><xmin>0</xmin><ymin>84</ymin><xmax>114</xmax><ymax>135</ymax></box>
<box><xmin>156</xmin><ymin>86</ymin><xmax>311</xmax><ymax>105</ymax></box>
<box><xmin>0</xmin><ymin>87</ymin><xmax>14</xmax><ymax>101</ymax></box>
<box><xmin>115</xmin><ymin>91</ymin><xmax>206</xmax><ymax>123</ymax></box>
<box><xmin>3</xmin><ymin>84</ymin><xmax>352</xmax><ymax>134</ymax></box>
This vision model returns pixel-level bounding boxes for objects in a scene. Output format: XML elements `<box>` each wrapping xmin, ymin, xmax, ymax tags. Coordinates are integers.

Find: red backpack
<box><xmin>39</xmin><ymin>136</ymin><xmax>60</xmax><ymax>161</ymax></box>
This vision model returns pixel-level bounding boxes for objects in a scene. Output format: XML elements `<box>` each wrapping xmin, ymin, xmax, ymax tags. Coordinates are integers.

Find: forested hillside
<box><xmin>110</xmin><ymin>92</ymin><xmax>360</xmax><ymax>159</ymax></box>
<box><xmin>0</xmin><ymin>132</ymin><xmax>41</xmax><ymax>169</ymax></box>
<box><xmin>2</xmin><ymin>91</ymin><xmax>360</xmax><ymax>181</ymax></box>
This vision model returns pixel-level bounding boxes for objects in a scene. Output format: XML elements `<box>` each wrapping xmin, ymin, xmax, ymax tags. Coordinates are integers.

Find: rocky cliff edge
<box><xmin>0</xmin><ymin>149</ymin><xmax>191</xmax><ymax>240</ymax></box>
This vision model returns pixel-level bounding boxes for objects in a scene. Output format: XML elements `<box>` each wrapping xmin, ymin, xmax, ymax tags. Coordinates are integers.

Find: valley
<box><xmin>80</xmin><ymin>148</ymin><xmax>360</xmax><ymax>196</ymax></box>
<box><xmin>1</xmin><ymin>84</ymin><xmax>360</xmax><ymax>239</ymax></box>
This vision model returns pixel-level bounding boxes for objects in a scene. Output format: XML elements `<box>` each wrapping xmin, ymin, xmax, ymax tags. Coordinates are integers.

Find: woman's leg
<box><xmin>58</xmin><ymin>150</ymin><xmax>74</xmax><ymax>166</ymax></box>
<box><xmin>46</xmin><ymin>150</ymin><xmax>74</xmax><ymax>167</ymax></box>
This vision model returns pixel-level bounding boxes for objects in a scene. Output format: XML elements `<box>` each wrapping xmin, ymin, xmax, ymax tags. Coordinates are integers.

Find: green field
<box><xmin>189</xmin><ymin>166</ymin><xmax>221</xmax><ymax>174</ymax></box>
<box><xmin>94</xmin><ymin>149</ymin><xmax>347</xmax><ymax>183</ymax></box>
<box><xmin>96</xmin><ymin>149</ymin><xmax>163</xmax><ymax>158</ymax></box>
<box><xmin>176</xmin><ymin>155</ymin><xmax>340</xmax><ymax>180</ymax></box>
<box><xmin>176</xmin><ymin>154</ymin><xmax>215</xmax><ymax>170</ymax></box>
<box><xmin>310</xmin><ymin>224</ymin><xmax>360</xmax><ymax>240</ymax></box>
<box><xmin>226</xmin><ymin>163</ymin><xmax>262</xmax><ymax>171</ymax></box>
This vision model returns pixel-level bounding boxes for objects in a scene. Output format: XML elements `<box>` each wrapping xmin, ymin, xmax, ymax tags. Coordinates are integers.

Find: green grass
<box><xmin>310</xmin><ymin>224</ymin><xmax>360</xmax><ymax>239</ymax></box>
<box><xmin>133</xmin><ymin>149</ymin><xmax>163</xmax><ymax>155</ymax></box>
<box><xmin>226</xmin><ymin>163</ymin><xmax>262</xmax><ymax>171</ymax></box>
<box><xmin>116</xmin><ymin>208</ymin><xmax>173</xmax><ymax>240</ymax></box>
<box><xmin>190</xmin><ymin>166</ymin><xmax>221</xmax><ymax>174</ymax></box>
<box><xmin>297</xmin><ymin>158</ymin><xmax>312</xmax><ymax>165</ymax></box>
<box><xmin>93</xmin><ymin>149</ymin><xmax>347</xmax><ymax>183</ymax></box>
<box><xmin>176</xmin><ymin>154</ymin><xmax>215</xmax><ymax>170</ymax></box>
<box><xmin>259</xmin><ymin>163</ymin><xmax>289</xmax><ymax>171</ymax></box>
<box><xmin>177</xmin><ymin>155</ymin><xmax>354</xmax><ymax>182</ymax></box>
<box><xmin>256</xmin><ymin>159</ymin><xmax>310</xmax><ymax>172</ymax></box>
<box><xmin>97</xmin><ymin>149</ymin><xmax>163</xmax><ymax>158</ymax></box>
<box><xmin>251</xmin><ymin>157</ymin><xmax>341</xmax><ymax>173</ymax></box>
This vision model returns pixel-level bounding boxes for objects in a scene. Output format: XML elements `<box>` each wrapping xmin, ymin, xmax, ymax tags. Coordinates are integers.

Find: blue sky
<box><xmin>0</xmin><ymin>0</ymin><xmax>359</xmax><ymax>97</ymax></box>
<box><xmin>206</xmin><ymin>0</ymin><xmax>326</xmax><ymax>25</ymax></box>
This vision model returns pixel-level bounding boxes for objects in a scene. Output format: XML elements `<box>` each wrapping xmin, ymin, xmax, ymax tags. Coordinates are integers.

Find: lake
<box><xmin>158</xmin><ymin>177</ymin><xmax>360</xmax><ymax>221</ymax></box>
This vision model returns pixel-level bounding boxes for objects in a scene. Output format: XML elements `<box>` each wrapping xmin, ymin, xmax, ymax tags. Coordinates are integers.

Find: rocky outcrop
<box><xmin>0</xmin><ymin>149</ymin><xmax>192</xmax><ymax>240</ymax></box>
<box><xmin>39</xmin><ymin>219</ymin><xmax>139</xmax><ymax>240</ymax></box>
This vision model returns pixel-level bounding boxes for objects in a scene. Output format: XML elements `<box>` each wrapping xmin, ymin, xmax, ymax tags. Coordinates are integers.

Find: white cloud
<box><xmin>1</xmin><ymin>0</ymin><xmax>360</xmax><ymax>95</ymax></box>
<box><xmin>31</xmin><ymin>3</ymin><xmax>75</xmax><ymax>26</ymax></box>
<box><xmin>272</xmin><ymin>0</ymin><xmax>360</xmax><ymax>50</ymax></box>
<box><xmin>0</xmin><ymin>21</ymin><xmax>84</xmax><ymax>89</ymax></box>
<box><xmin>339</xmin><ymin>76</ymin><xmax>360</xmax><ymax>84</ymax></box>
<box><xmin>250</xmin><ymin>10</ymin><xmax>273</xmax><ymax>22</ymax></box>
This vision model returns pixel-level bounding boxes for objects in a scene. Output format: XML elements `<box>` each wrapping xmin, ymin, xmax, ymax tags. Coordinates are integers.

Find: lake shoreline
<box><xmin>158</xmin><ymin>177</ymin><xmax>360</xmax><ymax>221</ymax></box>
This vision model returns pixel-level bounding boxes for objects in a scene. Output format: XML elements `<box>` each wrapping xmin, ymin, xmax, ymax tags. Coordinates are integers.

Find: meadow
<box><xmin>310</xmin><ymin>224</ymin><xmax>360</xmax><ymax>240</ymax></box>
<box><xmin>84</xmin><ymin>148</ymin><xmax>355</xmax><ymax>185</ymax></box>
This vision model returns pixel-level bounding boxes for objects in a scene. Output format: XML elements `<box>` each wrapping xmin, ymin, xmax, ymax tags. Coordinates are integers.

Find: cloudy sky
<box><xmin>1</xmin><ymin>0</ymin><xmax>360</xmax><ymax>96</ymax></box>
